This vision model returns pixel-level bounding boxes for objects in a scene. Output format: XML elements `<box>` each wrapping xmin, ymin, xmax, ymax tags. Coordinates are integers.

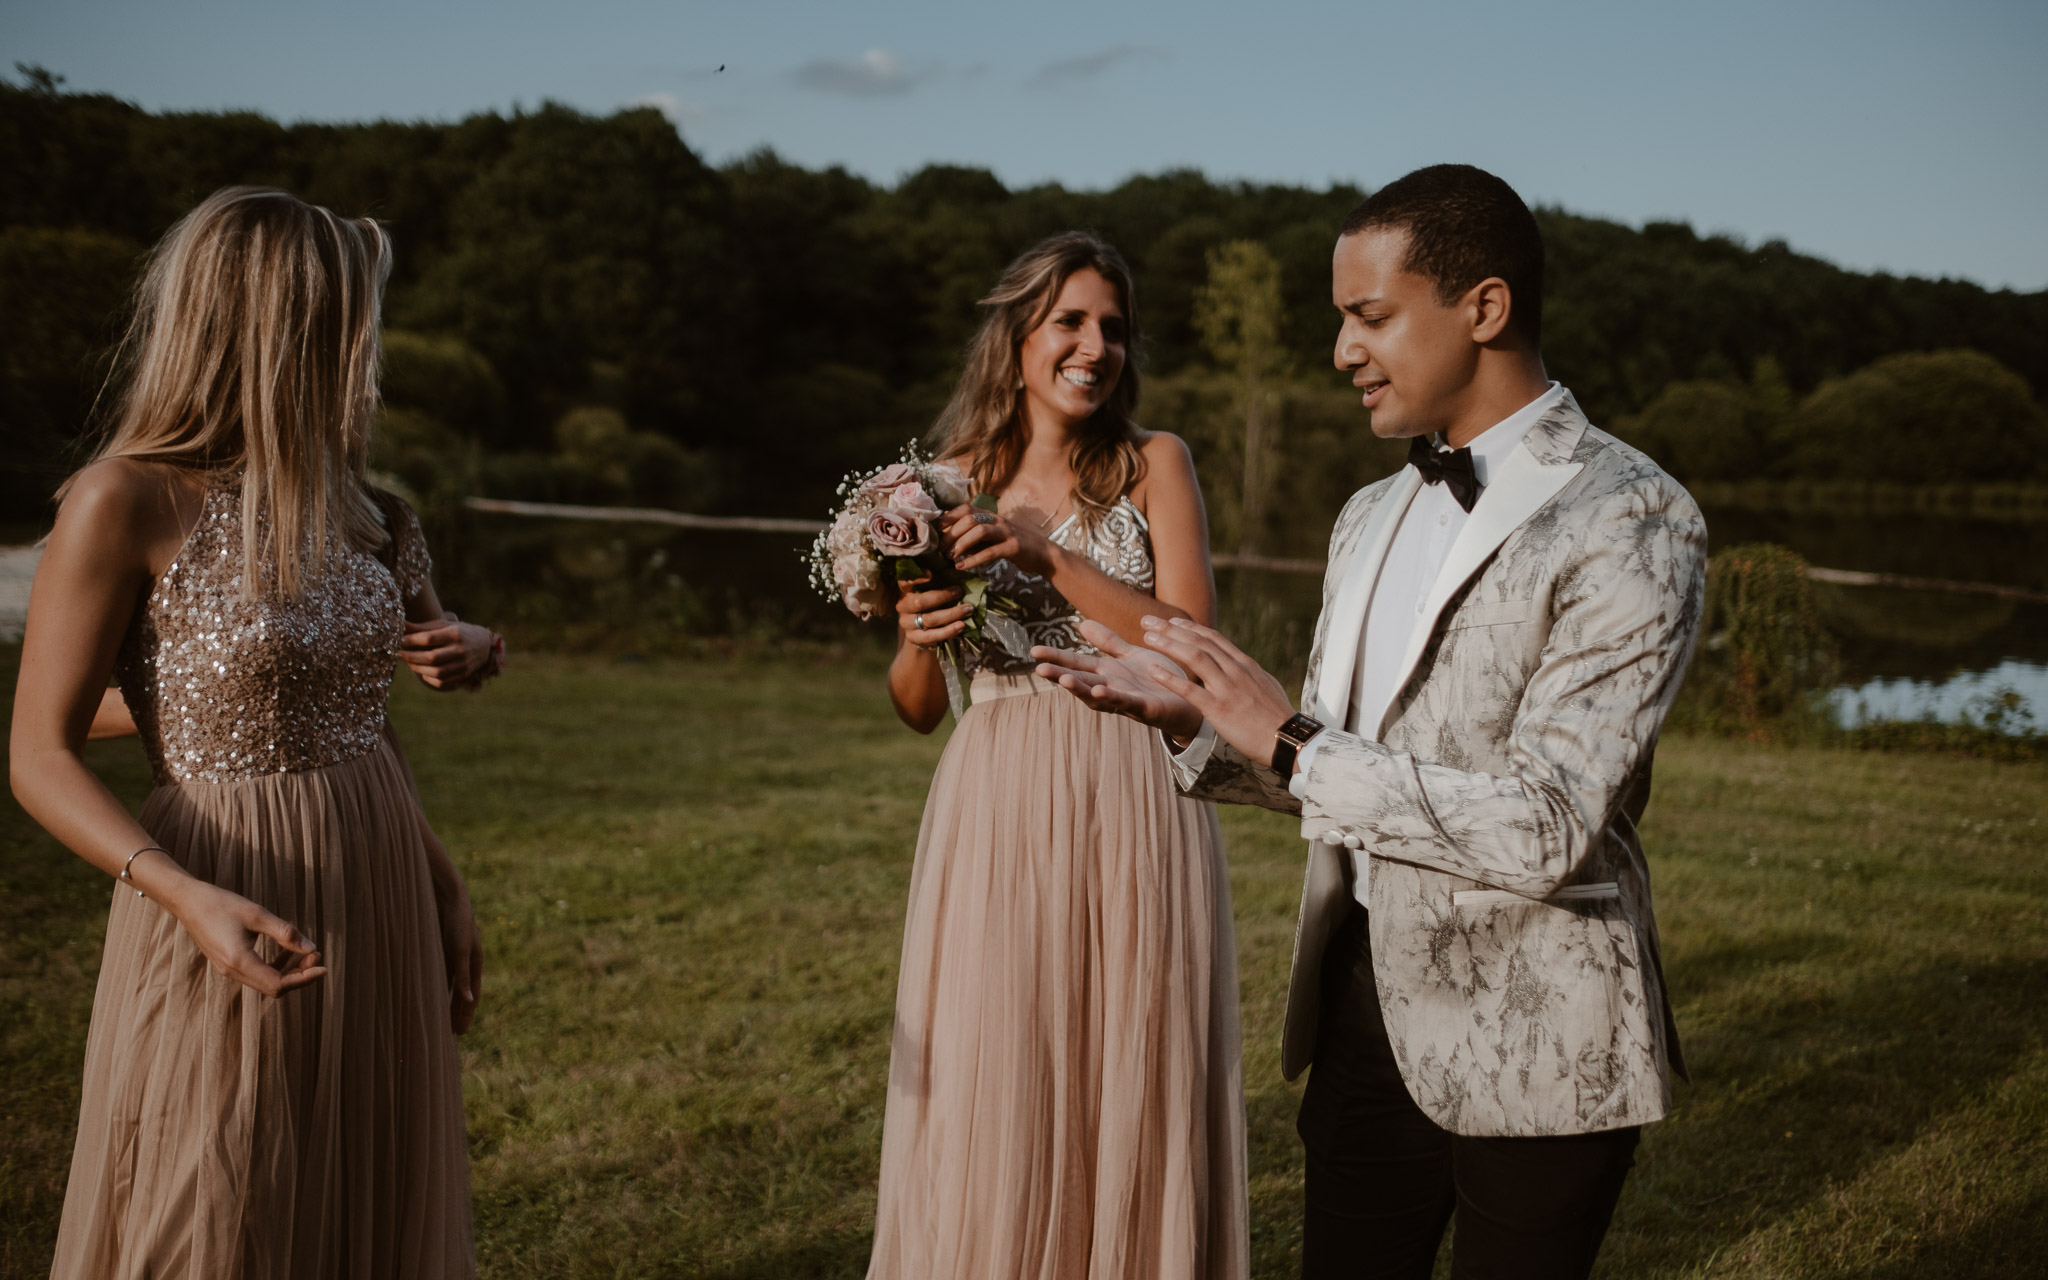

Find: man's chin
<box><xmin>1367</xmin><ymin>415</ymin><xmax>1431</xmax><ymax>442</ymax></box>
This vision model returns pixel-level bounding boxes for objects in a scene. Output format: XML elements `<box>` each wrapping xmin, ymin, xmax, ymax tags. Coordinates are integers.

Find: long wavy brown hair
<box><xmin>928</xmin><ymin>232</ymin><xmax>1145</xmax><ymax>527</ymax></box>
<box><xmin>64</xmin><ymin>186</ymin><xmax>392</xmax><ymax>599</ymax></box>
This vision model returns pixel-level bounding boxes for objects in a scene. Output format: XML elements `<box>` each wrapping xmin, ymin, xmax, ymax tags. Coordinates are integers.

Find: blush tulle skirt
<box><xmin>50</xmin><ymin>736</ymin><xmax>474</xmax><ymax>1279</ymax></box>
<box><xmin>868</xmin><ymin>674</ymin><xmax>1249</xmax><ymax>1280</ymax></box>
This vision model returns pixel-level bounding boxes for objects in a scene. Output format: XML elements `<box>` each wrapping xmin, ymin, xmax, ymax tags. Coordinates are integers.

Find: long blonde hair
<box><xmin>66</xmin><ymin>186</ymin><xmax>392</xmax><ymax>598</ymax></box>
<box><xmin>929</xmin><ymin>232</ymin><xmax>1145</xmax><ymax>526</ymax></box>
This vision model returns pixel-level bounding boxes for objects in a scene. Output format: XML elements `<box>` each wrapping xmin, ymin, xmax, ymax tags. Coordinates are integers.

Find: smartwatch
<box><xmin>1271</xmin><ymin>712</ymin><xmax>1326</xmax><ymax>777</ymax></box>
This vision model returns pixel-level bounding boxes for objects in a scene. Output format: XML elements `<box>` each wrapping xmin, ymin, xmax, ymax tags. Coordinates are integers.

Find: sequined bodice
<box><xmin>975</xmin><ymin>497</ymin><xmax>1156</xmax><ymax>676</ymax></box>
<box><xmin>114</xmin><ymin>478</ymin><xmax>432</xmax><ymax>785</ymax></box>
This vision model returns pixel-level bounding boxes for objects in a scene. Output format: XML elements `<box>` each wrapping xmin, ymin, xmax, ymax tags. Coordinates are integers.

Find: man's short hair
<box><xmin>1340</xmin><ymin>164</ymin><xmax>1544</xmax><ymax>347</ymax></box>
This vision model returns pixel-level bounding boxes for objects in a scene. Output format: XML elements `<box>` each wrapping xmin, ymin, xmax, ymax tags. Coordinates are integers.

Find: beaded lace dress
<box><xmin>52</xmin><ymin>475</ymin><xmax>475</xmax><ymax>1280</ymax></box>
<box><xmin>969</xmin><ymin>496</ymin><xmax>1158</xmax><ymax>678</ymax></box>
<box><xmin>868</xmin><ymin>495</ymin><xmax>1249</xmax><ymax>1280</ymax></box>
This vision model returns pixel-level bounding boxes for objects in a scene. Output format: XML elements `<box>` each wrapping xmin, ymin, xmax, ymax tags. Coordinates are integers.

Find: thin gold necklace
<box><xmin>997</xmin><ymin>488</ymin><xmax>1071</xmax><ymax>529</ymax></box>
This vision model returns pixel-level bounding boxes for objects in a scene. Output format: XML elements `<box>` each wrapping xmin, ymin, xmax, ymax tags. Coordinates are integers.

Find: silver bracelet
<box><xmin>120</xmin><ymin>845</ymin><xmax>169</xmax><ymax>899</ymax></box>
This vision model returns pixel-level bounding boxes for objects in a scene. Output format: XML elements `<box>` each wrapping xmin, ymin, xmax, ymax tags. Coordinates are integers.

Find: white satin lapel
<box><xmin>1312</xmin><ymin>469</ymin><xmax>1421</xmax><ymax>725</ymax></box>
<box><xmin>1363</xmin><ymin>440</ymin><xmax>1585</xmax><ymax>739</ymax></box>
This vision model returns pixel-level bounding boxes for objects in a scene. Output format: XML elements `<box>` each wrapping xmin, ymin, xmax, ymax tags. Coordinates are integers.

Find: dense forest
<box><xmin>6</xmin><ymin>68</ymin><xmax>2047</xmax><ymax>549</ymax></box>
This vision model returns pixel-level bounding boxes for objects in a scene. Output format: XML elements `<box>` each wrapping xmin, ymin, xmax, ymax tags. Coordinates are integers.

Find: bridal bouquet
<box><xmin>806</xmin><ymin>446</ymin><xmax>1030</xmax><ymax>709</ymax></box>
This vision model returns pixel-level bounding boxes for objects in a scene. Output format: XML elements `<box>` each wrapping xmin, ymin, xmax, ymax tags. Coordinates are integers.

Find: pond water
<box><xmin>442</xmin><ymin>502</ymin><xmax>2047</xmax><ymax>733</ymax></box>
<box><xmin>1703</xmin><ymin>504</ymin><xmax>2048</xmax><ymax>734</ymax></box>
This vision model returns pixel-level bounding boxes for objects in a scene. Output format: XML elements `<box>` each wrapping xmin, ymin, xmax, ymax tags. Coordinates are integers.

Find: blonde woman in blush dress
<box><xmin>9</xmin><ymin>187</ymin><xmax>478</xmax><ymax>1279</ymax></box>
<box><xmin>871</xmin><ymin>232</ymin><xmax>1248</xmax><ymax>1279</ymax></box>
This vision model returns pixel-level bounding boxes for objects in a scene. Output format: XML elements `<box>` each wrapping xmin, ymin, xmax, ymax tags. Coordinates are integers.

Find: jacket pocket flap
<box><xmin>1445</xmin><ymin>597</ymin><xmax>1539</xmax><ymax>630</ymax></box>
<box><xmin>1453</xmin><ymin>881</ymin><xmax>1620</xmax><ymax>908</ymax></box>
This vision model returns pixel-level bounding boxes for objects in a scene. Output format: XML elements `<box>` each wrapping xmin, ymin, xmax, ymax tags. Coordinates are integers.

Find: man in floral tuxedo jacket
<box><xmin>1035</xmin><ymin>164</ymin><xmax>1707</xmax><ymax>1279</ymax></box>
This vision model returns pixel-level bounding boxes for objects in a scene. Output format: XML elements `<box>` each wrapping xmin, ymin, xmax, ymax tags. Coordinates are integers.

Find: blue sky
<box><xmin>8</xmin><ymin>0</ymin><xmax>2045</xmax><ymax>290</ymax></box>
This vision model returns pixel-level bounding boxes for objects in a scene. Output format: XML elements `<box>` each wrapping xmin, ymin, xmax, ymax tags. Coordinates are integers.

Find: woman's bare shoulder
<box><xmin>1133</xmin><ymin>428</ymin><xmax>1195</xmax><ymax>462</ymax></box>
<box><xmin>55</xmin><ymin>459</ymin><xmax>205</xmax><ymax>557</ymax></box>
<box><xmin>1128</xmin><ymin>429</ymin><xmax>1198</xmax><ymax>506</ymax></box>
<box><xmin>60</xmin><ymin>458</ymin><xmax>173</xmax><ymax>518</ymax></box>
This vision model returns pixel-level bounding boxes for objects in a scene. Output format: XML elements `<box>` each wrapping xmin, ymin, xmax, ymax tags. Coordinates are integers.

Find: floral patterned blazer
<box><xmin>1183</xmin><ymin>390</ymin><xmax>1707</xmax><ymax>1138</ymax></box>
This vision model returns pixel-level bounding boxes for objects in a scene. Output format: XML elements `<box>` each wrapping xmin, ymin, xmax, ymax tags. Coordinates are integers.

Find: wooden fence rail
<box><xmin>464</xmin><ymin>497</ymin><xmax>828</xmax><ymax>535</ymax></box>
<box><xmin>461</xmin><ymin>498</ymin><xmax>2048</xmax><ymax>606</ymax></box>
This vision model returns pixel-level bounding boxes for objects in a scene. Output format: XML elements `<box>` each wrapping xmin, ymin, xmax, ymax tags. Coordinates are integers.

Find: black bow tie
<box><xmin>1407</xmin><ymin>436</ymin><xmax>1481</xmax><ymax>512</ymax></box>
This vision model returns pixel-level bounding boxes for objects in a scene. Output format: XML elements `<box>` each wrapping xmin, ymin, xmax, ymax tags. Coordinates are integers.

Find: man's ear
<box><xmin>1468</xmin><ymin>277</ymin><xmax>1515</xmax><ymax>345</ymax></box>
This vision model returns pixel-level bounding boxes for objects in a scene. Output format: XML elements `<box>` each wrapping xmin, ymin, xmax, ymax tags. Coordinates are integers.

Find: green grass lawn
<box><xmin>4</xmin><ymin>649</ymin><xmax>2046</xmax><ymax>1278</ymax></box>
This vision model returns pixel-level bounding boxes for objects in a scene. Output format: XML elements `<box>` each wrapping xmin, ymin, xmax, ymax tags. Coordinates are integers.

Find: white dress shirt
<box><xmin>1172</xmin><ymin>381</ymin><xmax>1565</xmax><ymax>907</ymax></box>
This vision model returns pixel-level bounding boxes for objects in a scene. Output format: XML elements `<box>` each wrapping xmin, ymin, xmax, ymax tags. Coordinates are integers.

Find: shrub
<box><xmin>1611</xmin><ymin>358</ymin><xmax>1793</xmax><ymax>482</ymax></box>
<box><xmin>379</xmin><ymin>330</ymin><xmax>506</xmax><ymax>440</ymax></box>
<box><xmin>552</xmin><ymin>407</ymin><xmax>719</xmax><ymax>511</ymax></box>
<box><xmin>1673</xmin><ymin>543</ymin><xmax>1838</xmax><ymax>742</ymax></box>
<box><xmin>1786</xmin><ymin>349</ymin><xmax>2048</xmax><ymax>484</ymax></box>
<box><xmin>371</xmin><ymin>406</ymin><xmax>475</xmax><ymax>510</ymax></box>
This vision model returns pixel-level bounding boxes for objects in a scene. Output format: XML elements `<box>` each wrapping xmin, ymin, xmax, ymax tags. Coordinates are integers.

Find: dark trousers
<box><xmin>1298</xmin><ymin>908</ymin><xmax>1639</xmax><ymax>1280</ymax></box>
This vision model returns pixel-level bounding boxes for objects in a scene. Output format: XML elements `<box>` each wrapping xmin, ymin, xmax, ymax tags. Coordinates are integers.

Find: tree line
<box><xmin>5</xmin><ymin>67</ymin><xmax>2046</xmax><ymax>539</ymax></box>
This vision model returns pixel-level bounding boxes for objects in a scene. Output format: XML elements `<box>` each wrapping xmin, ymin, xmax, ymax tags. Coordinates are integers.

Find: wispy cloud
<box><xmin>791</xmin><ymin>49</ymin><xmax>939</xmax><ymax>98</ymax></box>
<box><xmin>1026</xmin><ymin>44</ymin><xmax>1163</xmax><ymax>89</ymax></box>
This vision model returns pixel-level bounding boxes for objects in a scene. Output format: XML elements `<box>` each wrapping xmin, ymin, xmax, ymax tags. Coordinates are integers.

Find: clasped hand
<box><xmin>1031</xmin><ymin>617</ymin><xmax>1299</xmax><ymax>768</ymax></box>
<box><xmin>895</xmin><ymin>504</ymin><xmax>1062</xmax><ymax>650</ymax></box>
<box><xmin>400</xmin><ymin>612</ymin><xmax>500</xmax><ymax>689</ymax></box>
<box><xmin>941</xmin><ymin>501</ymin><xmax>1060</xmax><ymax>579</ymax></box>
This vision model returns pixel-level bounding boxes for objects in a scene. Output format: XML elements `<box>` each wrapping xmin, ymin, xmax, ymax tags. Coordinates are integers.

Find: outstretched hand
<box><xmin>1131</xmin><ymin>616</ymin><xmax>1299</xmax><ymax>768</ymax></box>
<box><xmin>1032</xmin><ymin>620</ymin><xmax>1205</xmax><ymax>742</ymax></box>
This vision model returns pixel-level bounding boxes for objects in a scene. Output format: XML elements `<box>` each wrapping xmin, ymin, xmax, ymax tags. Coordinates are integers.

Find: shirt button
<box><xmin>1437</xmin><ymin>513</ymin><xmax>1449</xmax><ymax>527</ymax></box>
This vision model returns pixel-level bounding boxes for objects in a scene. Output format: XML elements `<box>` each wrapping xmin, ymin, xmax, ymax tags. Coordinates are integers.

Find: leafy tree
<box><xmin>0</xmin><ymin>225</ymin><xmax>143</xmax><ymax>514</ymax></box>
<box><xmin>392</xmin><ymin>104</ymin><xmax>734</xmax><ymax>450</ymax></box>
<box><xmin>4</xmin><ymin>69</ymin><xmax>2045</xmax><ymax>533</ymax></box>
<box><xmin>1195</xmin><ymin>240</ymin><xmax>1289</xmax><ymax>552</ymax></box>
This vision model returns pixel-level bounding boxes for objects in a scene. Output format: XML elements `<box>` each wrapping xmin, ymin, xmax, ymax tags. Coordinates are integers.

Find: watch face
<box><xmin>1279</xmin><ymin>713</ymin><xmax>1322</xmax><ymax>746</ymax></box>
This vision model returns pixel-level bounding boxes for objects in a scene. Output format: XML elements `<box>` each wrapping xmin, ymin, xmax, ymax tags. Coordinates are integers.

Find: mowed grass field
<box><xmin>4</xmin><ymin>648</ymin><xmax>2046</xmax><ymax>1278</ymax></box>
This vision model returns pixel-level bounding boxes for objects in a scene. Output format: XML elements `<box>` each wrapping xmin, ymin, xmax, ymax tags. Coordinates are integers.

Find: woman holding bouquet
<box><xmin>870</xmin><ymin>232</ymin><xmax>1247</xmax><ymax>1279</ymax></box>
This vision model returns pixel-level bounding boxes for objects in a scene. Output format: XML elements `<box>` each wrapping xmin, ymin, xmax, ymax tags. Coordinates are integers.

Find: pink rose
<box><xmin>861</xmin><ymin>462</ymin><xmax>919</xmax><ymax>494</ymax></box>
<box><xmin>891</xmin><ymin>481</ymin><xmax>939</xmax><ymax>517</ymax></box>
<box><xmin>868</xmin><ymin>507</ymin><xmax>934</xmax><ymax>557</ymax></box>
